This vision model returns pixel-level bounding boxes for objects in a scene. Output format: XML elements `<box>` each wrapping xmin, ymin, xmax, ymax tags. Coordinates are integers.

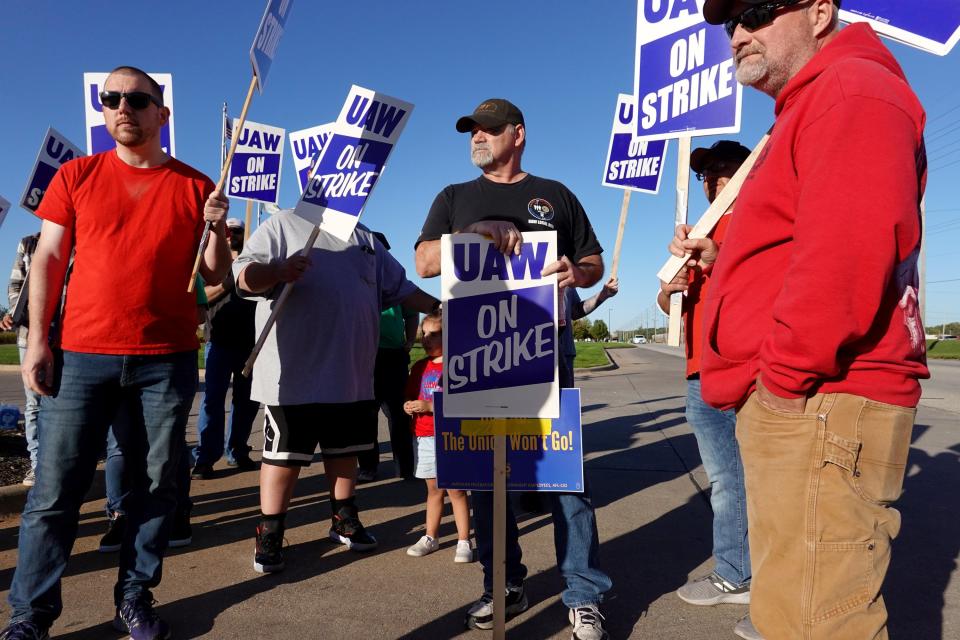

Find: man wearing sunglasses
<box><xmin>3</xmin><ymin>66</ymin><xmax>232</xmax><ymax>640</ymax></box>
<box><xmin>698</xmin><ymin>1</ymin><xmax>928</xmax><ymax>639</ymax></box>
<box><xmin>416</xmin><ymin>98</ymin><xmax>610</xmax><ymax>640</ymax></box>
<box><xmin>658</xmin><ymin>141</ymin><xmax>754</xmax><ymax>630</ymax></box>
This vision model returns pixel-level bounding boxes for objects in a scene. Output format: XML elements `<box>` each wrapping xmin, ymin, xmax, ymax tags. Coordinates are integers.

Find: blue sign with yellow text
<box><xmin>435</xmin><ymin>389</ymin><xmax>584</xmax><ymax>492</ymax></box>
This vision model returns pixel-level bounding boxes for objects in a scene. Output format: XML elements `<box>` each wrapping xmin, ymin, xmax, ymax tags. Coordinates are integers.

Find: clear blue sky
<box><xmin>1</xmin><ymin>1</ymin><xmax>957</xmax><ymax>330</ymax></box>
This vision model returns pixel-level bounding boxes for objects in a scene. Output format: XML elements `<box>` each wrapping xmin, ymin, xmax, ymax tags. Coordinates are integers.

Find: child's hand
<box><xmin>405</xmin><ymin>400</ymin><xmax>431</xmax><ymax>415</ymax></box>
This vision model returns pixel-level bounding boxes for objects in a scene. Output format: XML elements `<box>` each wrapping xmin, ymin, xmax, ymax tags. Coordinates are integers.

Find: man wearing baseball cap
<box><xmin>416</xmin><ymin>98</ymin><xmax>610</xmax><ymax>640</ymax></box>
<box><xmin>191</xmin><ymin>217</ymin><xmax>260</xmax><ymax>479</ymax></box>
<box><xmin>659</xmin><ymin>141</ymin><xmax>753</xmax><ymax>631</ymax></box>
<box><xmin>694</xmin><ymin>1</ymin><xmax>926</xmax><ymax>638</ymax></box>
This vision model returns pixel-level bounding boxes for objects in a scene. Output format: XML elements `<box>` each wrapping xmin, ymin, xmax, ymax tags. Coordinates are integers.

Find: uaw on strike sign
<box><xmin>226</xmin><ymin>120</ymin><xmax>285</xmax><ymax>204</ymax></box>
<box><xmin>288</xmin><ymin>123</ymin><xmax>334</xmax><ymax>193</ymax></box>
<box><xmin>634</xmin><ymin>0</ymin><xmax>741</xmax><ymax>140</ymax></box>
<box><xmin>441</xmin><ymin>232</ymin><xmax>560</xmax><ymax>419</ymax></box>
<box><xmin>292</xmin><ymin>85</ymin><xmax>413</xmax><ymax>240</ymax></box>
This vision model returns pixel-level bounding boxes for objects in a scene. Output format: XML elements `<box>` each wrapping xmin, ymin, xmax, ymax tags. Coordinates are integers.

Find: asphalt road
<box><xmin>0</xmin><ymin>347</ymin><xmax>956</xmax><ymax>639</ymax></box>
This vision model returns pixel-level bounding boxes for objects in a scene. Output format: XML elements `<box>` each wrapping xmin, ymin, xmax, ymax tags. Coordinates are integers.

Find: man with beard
<box><xmin>3</xmin><ymin>66</ymin><xmax>231</xmax><ymax>640</ymax></box>
<box><xmin>191</xmin><ymin>217</ymin><xmax>260</xmax><ymax>478</ymax></box>
<box><xmin>697</xmin><ymin>2</ymin><xmax>928</xmax><ymax>638</ymax></box>
<box><xmin>416</xmin><ymin>98</ymin><xmax>611</xmax><ymax>640</ymax></box>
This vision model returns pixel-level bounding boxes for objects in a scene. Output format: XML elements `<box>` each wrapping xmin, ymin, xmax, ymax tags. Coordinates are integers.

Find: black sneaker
<box><xmin>168</xmin><ymin>507</ymin><xmax>192</xmax><ymax>548</ymax></box>
<box><xmin>190</xmin><ymin>462</ymin><xmax>214</xmax><ymax>480</ymax></box>
<box><xmin>464</xmin><ymin>584</ymin><xmax>529</xmax><ymax>630</ymax></box>
<box><xmin>254</xmin><ymin>522</ymin><xmax>285</xmax><ymax>573</ymax></box>
<box><xmin>0</xmin><ymin>621</ymin><xmax>49</xmax><ymax>640</ymax></box>
<box><xmin>99</xmin><ymin>512</ymin><xmax>128</xmax><ymax>553</ymax></box>
<box><xmin>329</xmin><ymin>510</ymin><xmax>378</xmax><ymax>551</ymax></box>
<box><xmin>112</xmin><ymin>596</ymin><xmax>170</xmax><ymax>640</ymax></box>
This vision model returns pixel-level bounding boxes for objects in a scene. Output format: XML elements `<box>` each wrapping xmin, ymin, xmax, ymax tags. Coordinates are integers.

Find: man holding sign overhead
<box><xmin>416</xmin><ymin>98</ymin><xmax>611</xmax><ymax>640</ymax></box>
<box><xmin>4</xmin><ymin>66</ymin><xmax>231</xmax><ymax>640</ymax></box>
<box><xmin>699</xmin><ymin>1</ymin><xmax>928</xmax><ymax>638</ymax></box>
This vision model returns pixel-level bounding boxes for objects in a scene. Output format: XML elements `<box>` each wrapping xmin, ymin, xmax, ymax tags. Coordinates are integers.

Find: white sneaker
<box><xmin>569</xmin><ymin>605</ymin><xmax>608</xmax><ymax>640</ymax></box>
<box><xmin>22</xmin><ymin>469</ymin><xmax>35</xmax><ymax>487</ymax></box>
<box><xmin>454</xmin><ymin>539</ymin><xmax>473</xmax><ymax>563</ymax></box>
<box><xmin>406</xmin><ymin>535</ymin><xmax>439</xmax><ymax>557</ymax></box>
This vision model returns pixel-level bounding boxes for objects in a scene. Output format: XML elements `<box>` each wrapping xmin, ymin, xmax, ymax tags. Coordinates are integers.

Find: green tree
<box><xmin>572</xmin><ymin>318</ymin><xmax>591</xmax><ymax>341</ymax></box>
<box><xmin>590</xmin><ymin>319</ymin><xmax>609</xmax><ymax>342</ymax></box>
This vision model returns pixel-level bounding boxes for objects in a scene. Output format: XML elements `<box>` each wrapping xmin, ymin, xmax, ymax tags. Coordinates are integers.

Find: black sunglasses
<box><xmin>695</xmin><ymin>162</ymin><xmax>730</xmax><ymax>182</ymax></box>
<box><xmin>99</xmin><ymin>90</ymin><xmax>163</xmax><ymax>110</ymax></box>
<box><xmin>724</xmin><ymin>0</ymin><xmax>809</xmax><ymax>38</ymax></box>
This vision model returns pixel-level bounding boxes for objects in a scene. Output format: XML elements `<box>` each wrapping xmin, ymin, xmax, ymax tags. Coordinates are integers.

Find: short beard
<box><xmin>734</xmin><ymin>45</ymin><xmax>768</xmax><ymax>87</ymax></box>
<box><xmin>471</xmin><ymin>146</ymin><xmax>493</xmax><ymax>168</ymax></box>
<box><xmin>110</xmin><ymin>124</ymin><xmax>147</xmax><ymax>147</ymax></box>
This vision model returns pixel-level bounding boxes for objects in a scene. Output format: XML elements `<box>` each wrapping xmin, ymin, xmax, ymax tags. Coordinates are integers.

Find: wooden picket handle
<box><xmin>188</xmin><ymin>75</ymin><xmax>259</xmax><ymax>292</ymax></box>
<box><xmin>656</xmin><ymin>131</ymin><xmax>771</xmax><ymax>284</ymax></box>
<box><xmin>667</xmin><ymin>136</ymin><xmax>692</xmax><ymax>347</ymax></box>
<box><xmin>244</xmin><ymin>200</ymin><xmax>253</xmax><ymax>242</ymax></box>
<box><xmin>492</xmin><ymin>434</ymin><xmax>507</xmax><ymax>640</ymax></box>
<box><xmin>609</xmin><ymin>190</ymin><xmax>631</xmax><ymax>281</ymax></box>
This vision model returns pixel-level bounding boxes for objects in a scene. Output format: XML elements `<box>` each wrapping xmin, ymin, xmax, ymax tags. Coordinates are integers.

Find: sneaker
<box><xmin>228</xmin><ymin>455</ymin><xmax>257</xmax><ymax>471</ymax></box>
<box><xmin>464</xmin><ymin>584</ymin><xmax>528</xmax><ymax>630</ymax></box>
<box><xmin>454</xmin><ymin>539</ymin><xmax>474</xmax><ymax>563</ymax></box>
<box><xmin>253</xmin><ymin>522</ymin><xmax>285</xmax><ymax>573</ymax></box>
<box><xmin>329</xmin><ymin>511</ymin><xmax>378</xmax><ymax>551</ymax></box>
<box><xmin>0</xmin><ymin>621</ymin><xmax>49</xmax><ymax>640</ymax></box>
<box><xmin>21</xmin><ymin>469</ymin><xmax>35</xmax><ymax>487</ymax></box>
<box><xmin>190</xmin><ymin>462</ymin><xmax>214</xmax><ymax>480</ymax></box>
<box><xmin>99</xmin><ymin>512</ymin><xmax>128</xmax><ymax>553</ymax></box>
<box><xmin>168</xmin><ymin>508</ymin><xmax>192</xmax><ymax>548</ymax></box>
<box><xmin>569</xmin><ymin>605</ymin><xmax>608</xmax><ymax>640</ymax></box>
<box><xmin>676</xmin><ymin>572</ymin><xmax>750</xmax><ymax>606</ymax></box>
<box><xmin>112</xmin><ymin>597</ymin><xmax>171</xmax><ymax>640</ymax></box>
<box><xmin>734</xmin><ymin>616</ymin><xmax>765</xmax><ymax>640</ymax></box>
<box><xmin>406</xmin><ymin>535</ymin><xmax>439</xmax><ymax>557</ymax></box>
<box><xmin>356</xmin><ymin>469</ymin><xmax>376</xmax><ymax>483</ymax></box>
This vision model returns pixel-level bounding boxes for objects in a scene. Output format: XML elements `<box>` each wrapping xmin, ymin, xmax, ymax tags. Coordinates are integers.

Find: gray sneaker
<box><xmin>406</xmin><ymin>535</ymin><xmax>439</xmax><ymax>557</ymax></box>
<box><xmin>569</xmin><ymin>605</ymin><xmax>609</xmax><ymax>640</ymax></box>
<box><xmin>734</xmin><ymin>616</ymin><xmax>765</xmax><ymax>640</ymax></box>
<box><xmin>677</xmin><ymin>572</ymin><xmax>750</xmax><ymax>605</ymax></box>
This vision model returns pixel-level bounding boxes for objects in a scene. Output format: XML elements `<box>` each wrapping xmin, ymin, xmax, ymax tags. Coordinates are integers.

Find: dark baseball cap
<box><xmin>690</xmin><ymin>140</ymin><xmax>751</xmax><ymax>174</ymax></box>
<box><xmin>703</xmin><ymin>0</ymin><xmax>840</xmax><ymax>25</ymax></box>
<box><xmin>455</xmin><ymin>99</ymin><xmax>525</xmax><ymax>133</ymax></box>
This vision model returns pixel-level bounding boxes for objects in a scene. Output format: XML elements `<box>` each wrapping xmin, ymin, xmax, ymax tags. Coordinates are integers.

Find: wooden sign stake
<box><xmin>609</xmin><ymin>190</ymin><xmax>631</xmax><ymax>280</ymax></box>
<box><xmin>492</xmin><ymin>434</ymin><xmax>507</xmax><ymax>640</ymax></box>
<box><xmin>188</xmin><ymin>74</ymin><xmax>258</xmax><ymax>292</ymax></box>
<box><xmin>668</xmin><ymin>136</ymin><xmax>691</xmax><ymax>347</ymax></box>
<box><xmin>244</xmin><ymin>200</ymin><xmax>253</xmax><ymax>243</ymax></box>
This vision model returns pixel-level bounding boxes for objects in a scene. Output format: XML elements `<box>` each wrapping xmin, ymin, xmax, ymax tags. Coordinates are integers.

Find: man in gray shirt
<box><xmin>234</xmin><ymin>210</ymin><xmax>438</xmax><ymax>573</ymax></box>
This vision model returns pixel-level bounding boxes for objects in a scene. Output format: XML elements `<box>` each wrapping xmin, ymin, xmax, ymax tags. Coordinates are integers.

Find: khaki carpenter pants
<box><xmin>736</xmin><ymin>391</ymin><xmax>915</xmax><ymax>639</ymax></box>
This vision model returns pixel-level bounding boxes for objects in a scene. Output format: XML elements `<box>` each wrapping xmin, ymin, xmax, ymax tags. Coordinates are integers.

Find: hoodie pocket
<box><xmin>701</xmin><ymin>293</ymin><xmax>754</xmax><ymax>408</ymax></box>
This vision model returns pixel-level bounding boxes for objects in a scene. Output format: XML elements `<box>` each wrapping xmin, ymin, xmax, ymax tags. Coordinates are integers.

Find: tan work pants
<box><xmin>737</xmin><ymin>391</ymin><xmax>915</xmax><ymax>639</ymax></box>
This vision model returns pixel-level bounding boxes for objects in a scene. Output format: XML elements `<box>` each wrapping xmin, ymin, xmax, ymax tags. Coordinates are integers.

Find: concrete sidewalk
<box><xmin>0</xmin><ymin>346</ymin><xmax>957</xmax><ymax>639</ymax></box>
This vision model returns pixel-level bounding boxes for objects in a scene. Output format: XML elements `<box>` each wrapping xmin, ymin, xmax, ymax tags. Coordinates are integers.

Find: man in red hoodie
<box><xmin>699</xmin><ymin>1</ymin><xmax>928</xmax><ymax>639</ymax></box>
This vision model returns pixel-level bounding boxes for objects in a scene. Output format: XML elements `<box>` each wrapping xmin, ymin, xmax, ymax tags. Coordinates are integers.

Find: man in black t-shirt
<box><xmin>416</xmin><ymin>98</ymin><xmax>612</xmax><ymax>640</ymax></box>
<box><xmin>192</xmin><ymin>218</ymin><xmax>260</xmax><ymax>479</ymax></box>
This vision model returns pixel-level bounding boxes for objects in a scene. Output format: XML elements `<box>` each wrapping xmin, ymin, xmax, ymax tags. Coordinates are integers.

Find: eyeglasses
<box><xmin>99</xmin><ymin>91</ymin><xmax>163</xmax><ymax>110</ymax></box>
<box><xmin>724</xmin><ymin>0</ymin><xmax>809</xmax><ymax>38</ymax></box>
<box><xmin>695</xmin><ymin>162</ymin><xmax>730</xmax><ymax>181</ymax></box>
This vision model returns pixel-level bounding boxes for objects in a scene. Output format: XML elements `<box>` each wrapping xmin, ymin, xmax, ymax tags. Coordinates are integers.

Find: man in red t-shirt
<box><xmin>658</xmin><ymin>141</ymin><xmax>752</xmax><ymax>637</ymax></box>
<box><xmin>5</xmin><ymin>66</ymin><xmax>231</xmax><ymax>640</ymax></box>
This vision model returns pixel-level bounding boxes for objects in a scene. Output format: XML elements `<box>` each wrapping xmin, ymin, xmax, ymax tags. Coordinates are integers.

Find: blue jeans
<box><xmin>686</xmin><ymin>377</ymin><xmax>751</xmax><ymax>586</ymax></box>
<box><xmin>193</xmin><ymin>341</ymin><xmax>258</xmax><ymax>466</ymax></box>
<box><xmin>473</xmin><ymin>487</ymin><xmax>611</xmax><ymax>608</ymax></box>
<box><xmin>18</xmin><ymin>346</ymin><xmax>41</xmax><ymax>469</ymax></box>
<box><xmin>105</xmin><ymin>424</ymin><xmax>193</xmax><ymax>518</ymax></box>
<box><xmin>8</xmin><ymin>350</ymin><xmax>197</xmax><ymax>627</ymax></box>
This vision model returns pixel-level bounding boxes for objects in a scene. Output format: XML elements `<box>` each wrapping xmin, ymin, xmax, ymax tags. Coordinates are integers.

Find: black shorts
<box><xmin>262</xmin><ymin>401</ymin><xmax>378</xmax><ymax>467</ymax></box>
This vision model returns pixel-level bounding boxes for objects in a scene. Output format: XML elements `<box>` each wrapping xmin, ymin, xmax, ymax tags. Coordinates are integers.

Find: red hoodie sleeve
<box><xmin>759</xmin><ymin>94</ymin><xmax>923</xmax><ymax>399</ymax></box>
